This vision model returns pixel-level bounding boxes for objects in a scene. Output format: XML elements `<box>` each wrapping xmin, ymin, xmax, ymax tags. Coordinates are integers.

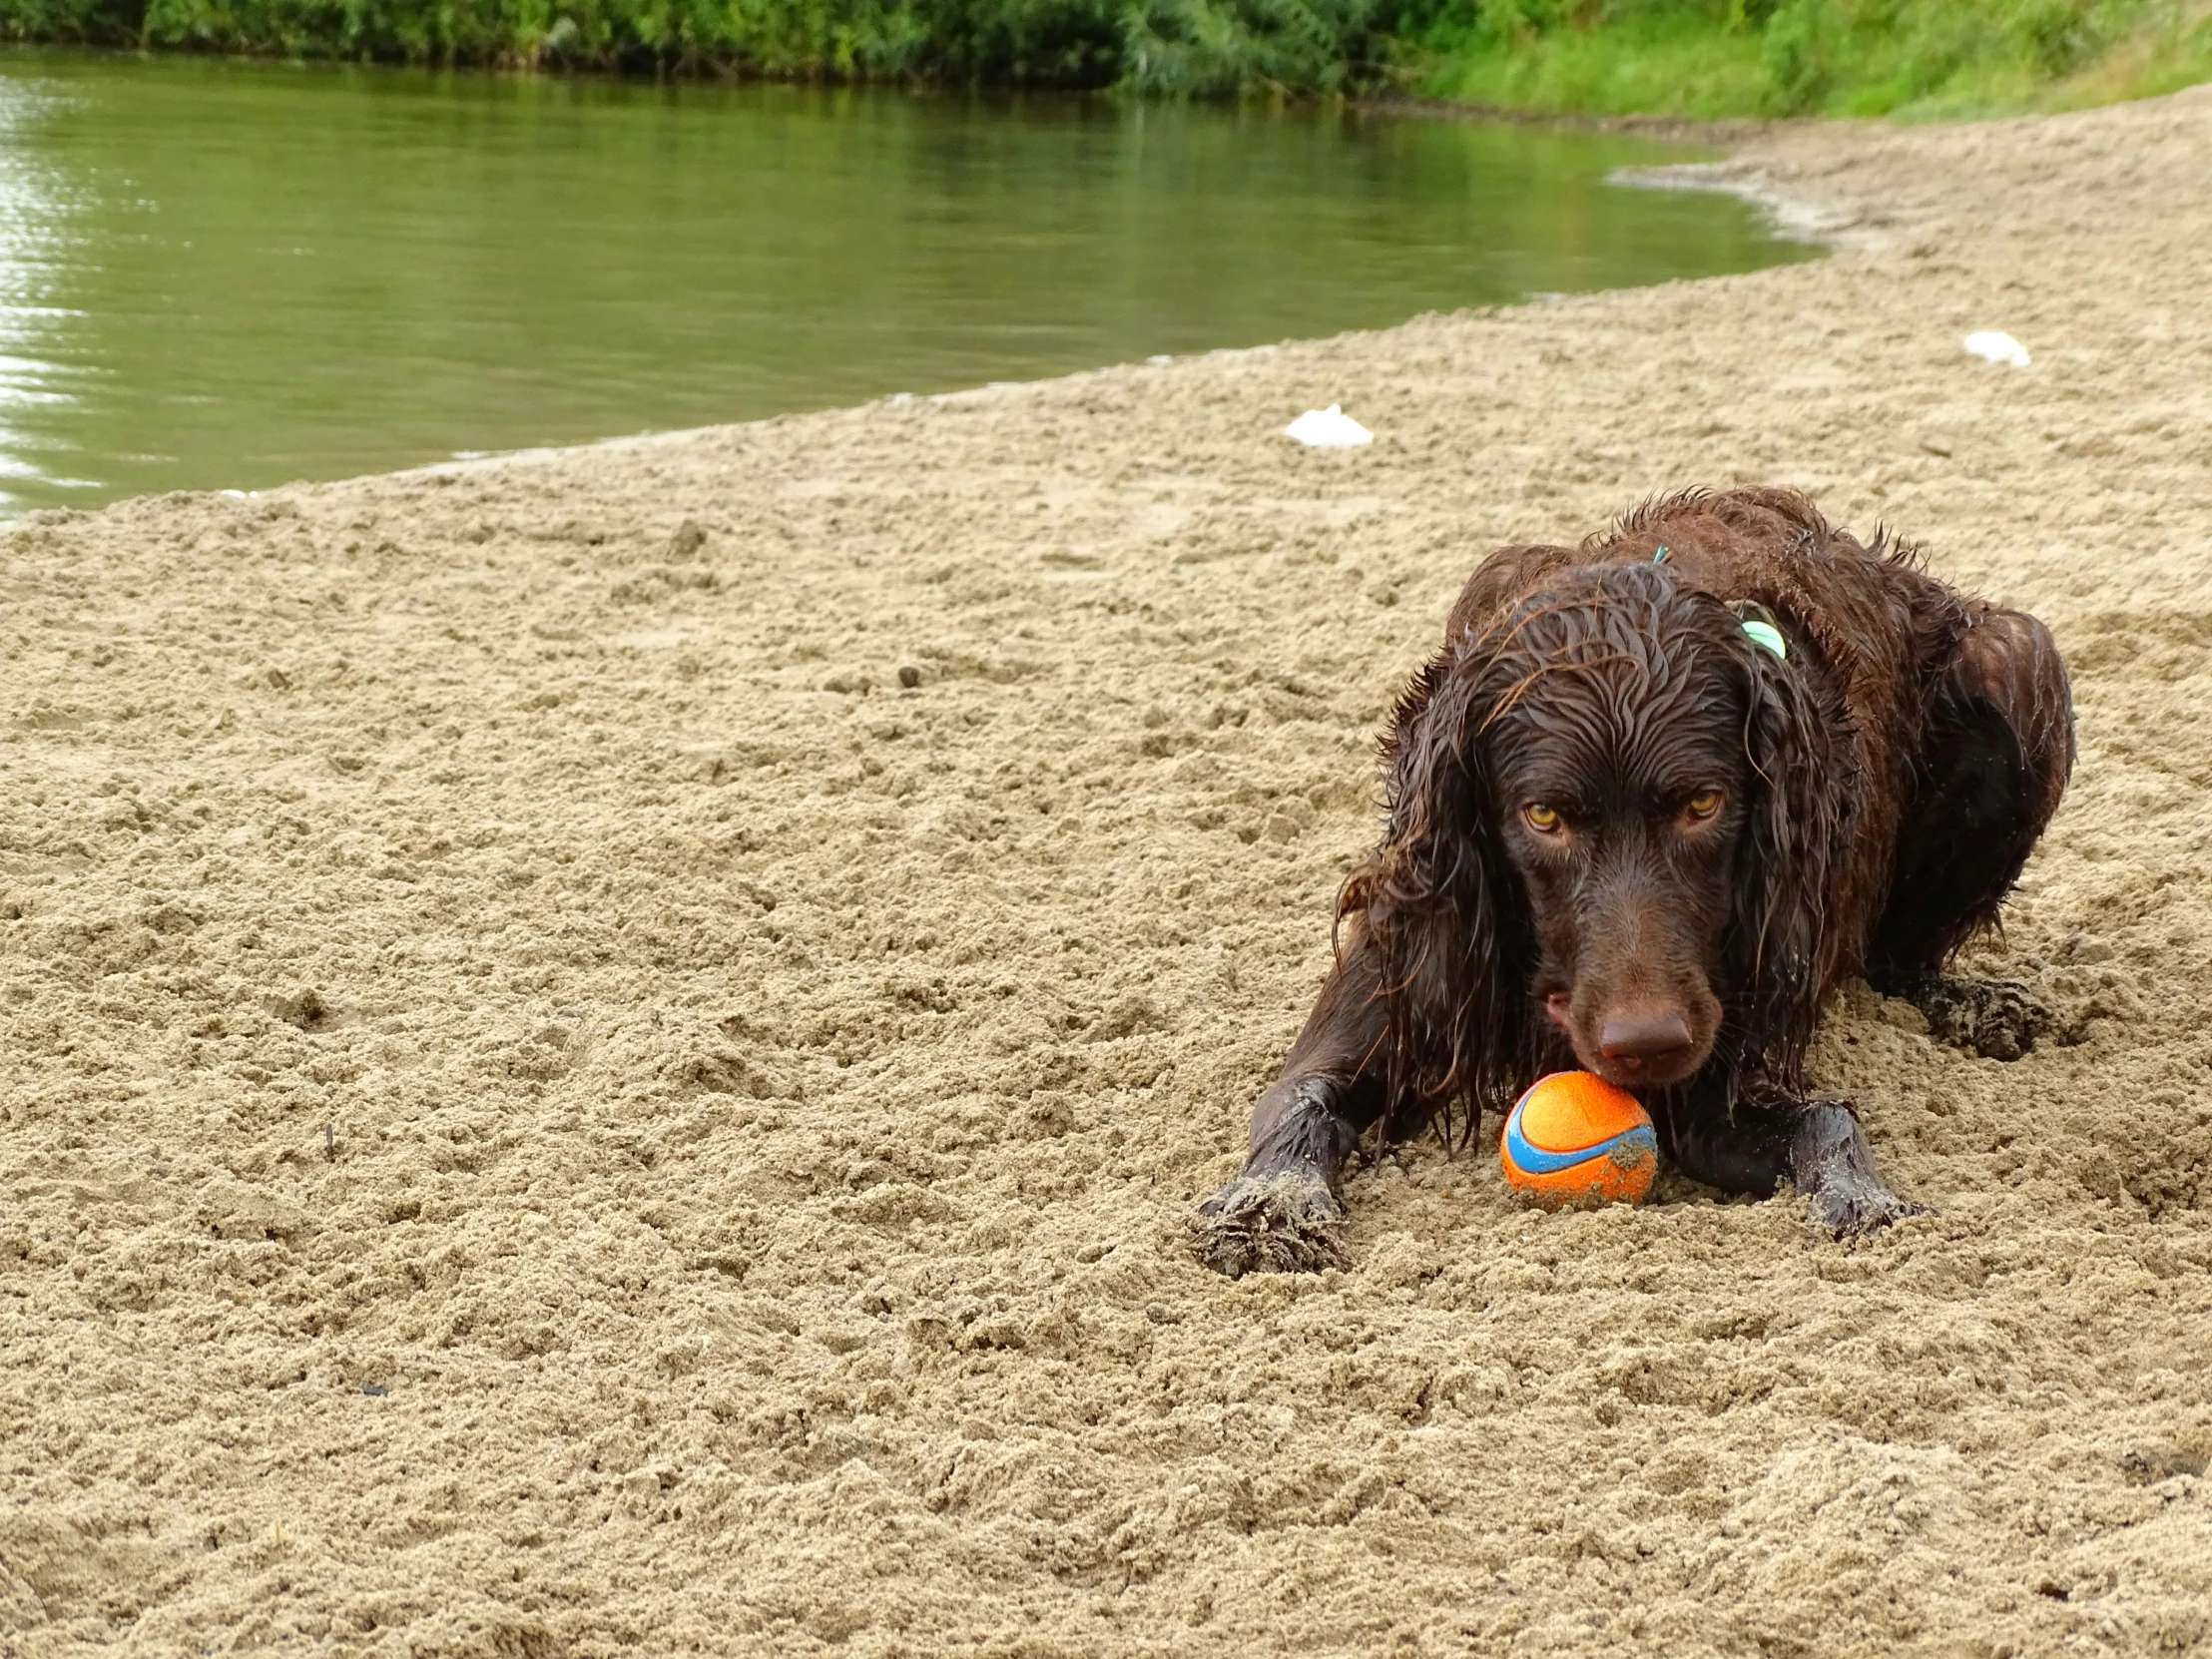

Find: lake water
<box><xmin>0</xmin><ymin>52</ymin><xmax>1813</xmax><ymax>514</ymax></box>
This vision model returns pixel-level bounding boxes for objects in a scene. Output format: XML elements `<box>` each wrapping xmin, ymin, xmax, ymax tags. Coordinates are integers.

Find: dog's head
<box><xmin>1348</xmin><ymin>563</ymin><xmax>1839</xmax><ymax>1118</ymax></box>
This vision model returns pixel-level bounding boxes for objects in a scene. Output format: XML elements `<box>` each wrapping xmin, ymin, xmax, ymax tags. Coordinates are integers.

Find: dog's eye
<box><xmin>1683</xmin><ymin>789</ymin><xmax>1725</xmax><ymax>822</ymax></box>
<box><xmin>1523</xmin><ymin>803</ymin><xmax>1563</xmax><ymax>833</ymax></box>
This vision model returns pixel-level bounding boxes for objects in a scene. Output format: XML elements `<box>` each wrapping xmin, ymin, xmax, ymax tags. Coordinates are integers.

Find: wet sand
<box><xmin>3</xmin><ymin>84</ymin><xmax>2210</xmax><ymax>1657</ymax></box>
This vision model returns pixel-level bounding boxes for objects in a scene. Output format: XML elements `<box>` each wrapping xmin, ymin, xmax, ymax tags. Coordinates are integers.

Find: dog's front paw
<box><xmin>1907</xmin><ymin>975</ymin><xmax>2066</xmax><ymax>1061</ymax></box>
<box><xmin>1803</xmin><ymin>1176</ymin><xmax>1931</xmax><ymax>1238</ymax></box>
<box><xmin>1192</xmin><ymin>1169</ymin><xmax>1348</xmax><ymax>1278</ymax></box>
<box><xmin>1786</xmin><ymin>1096</ymin><xmax>1930</xmax><ymax>1238</ymax></box>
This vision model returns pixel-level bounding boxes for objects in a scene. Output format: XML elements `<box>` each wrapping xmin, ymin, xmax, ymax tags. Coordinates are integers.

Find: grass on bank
<box><xmin>0</xmin><ymin>0</ymin><xmax>2207</xmax><ymax>113</ymax></box>
<box><xmin>1413</xmin><ymin>0</ymin><xmax>2212</xmax><ymax>120</ymax></box>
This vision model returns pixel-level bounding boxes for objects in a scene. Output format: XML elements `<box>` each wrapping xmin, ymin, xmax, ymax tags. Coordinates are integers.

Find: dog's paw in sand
<box><xmin>1803</xmin><ymin>1175</ymin><xmax>1932</xmax><ymax>1238</ymax></box>
<box><xmin>1906</xmin><ymin>974</ymin><xmax>2069</xmax><ymax>1061</ymax></box>
<box><xmin>1192</xmin><ymin>1169</ymin><xmax>1348</xmax><ymax>1277</ymax></box>
<box><xmin>1790</xmin><ymin>1097</ymin><xmax>1931</xmax><ymax>1238</ymax></box>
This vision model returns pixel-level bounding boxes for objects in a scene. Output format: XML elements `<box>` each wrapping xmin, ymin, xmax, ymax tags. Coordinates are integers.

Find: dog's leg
<box><xmin>1193</xmin><ymin>943</ymin><xmax>1388</xmax><ymax>1278</ymax></box>
<box><xmin>1658</xmin><ymin>1093</ymin><xmax>1927</xmax><ymax>1237</ymax></box>
<box><xmin>1868</xmin><ymin>604</ymin><xmax>2074</xmax><ymax>1057</ymax></box>
<box><xmin>1781</xmin><ymin>1098</ymin><xmax>1931</xmax><ymax>1235</ymax></box>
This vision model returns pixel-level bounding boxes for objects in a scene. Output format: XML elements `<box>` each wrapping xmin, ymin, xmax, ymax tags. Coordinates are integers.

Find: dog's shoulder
<box><xmin>1436</xmin><ymin>490</ymin><xmax>1971</xmax><ymax>696</ymax></box>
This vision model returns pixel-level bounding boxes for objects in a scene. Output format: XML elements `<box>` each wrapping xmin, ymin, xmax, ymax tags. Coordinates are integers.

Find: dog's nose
<box><xmin>1597</xmin><ymin>1010</ymin><xmax>1694</xmax><ymax>1070</ymax></box>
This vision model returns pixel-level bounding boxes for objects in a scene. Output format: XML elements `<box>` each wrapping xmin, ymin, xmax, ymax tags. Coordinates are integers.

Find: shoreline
<box><xmin>1357</xmin><ymin>90</ymin><xmax>1780</xmax><ymax>145</ymax></box>
<box><xmin>1612</xmin><ymin>150</ymin><xmax>1897</xmax><ymax>253</ymax></box>
<box><xmin>5</xmin><ymin>83</ymin><xmax>2212</xmax><ymax>1657</ymax></box>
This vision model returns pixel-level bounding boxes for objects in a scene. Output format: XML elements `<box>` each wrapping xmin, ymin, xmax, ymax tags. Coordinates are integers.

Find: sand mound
<box><xmin>5</xmin><ymin>86</ymin><xmax>2211</xmax><ymax>1658</ymax></box>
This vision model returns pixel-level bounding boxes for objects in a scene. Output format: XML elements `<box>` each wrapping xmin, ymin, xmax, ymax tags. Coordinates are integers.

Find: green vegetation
<box><xmin>1410</xmin><ymin>0</ymin><xmax>2212</xmax><ymax>119</ymax></box>
<box><xmin>2</xmin><ymin>0</ymin><xmax>2207</xmax><ymax>113</ymax></box>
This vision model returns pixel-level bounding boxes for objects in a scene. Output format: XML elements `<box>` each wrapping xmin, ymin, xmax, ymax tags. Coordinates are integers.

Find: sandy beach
<box><xmin>4</xmin><ymin>83</ymin><xmax>2211</xmax><ymax>1657</ymax></box>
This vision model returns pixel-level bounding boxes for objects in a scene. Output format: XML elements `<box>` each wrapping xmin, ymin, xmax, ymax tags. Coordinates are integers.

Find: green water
<box><xmin>0</xmin><ymin>52</ymin><xmax>1813</xmax><ymax>514</ymax></box>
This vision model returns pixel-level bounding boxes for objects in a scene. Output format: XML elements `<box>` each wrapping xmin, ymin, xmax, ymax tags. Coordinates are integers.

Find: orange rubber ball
<box><xmin>1499</xmin><ymin>1071</ymin><xmax>1658</xmax><ymax>1210</ymax></box>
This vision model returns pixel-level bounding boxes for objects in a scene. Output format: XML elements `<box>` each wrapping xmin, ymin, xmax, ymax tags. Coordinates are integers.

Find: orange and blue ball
<box><xmin>1499</xmin><ymin>1071</ymin><xmax>1658</xmax><ymax>1210</ymax></box>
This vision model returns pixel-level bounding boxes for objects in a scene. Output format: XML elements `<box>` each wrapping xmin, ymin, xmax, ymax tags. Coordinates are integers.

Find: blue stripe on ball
<box><xmin>1503</xmin><ymin>1103</ymin><xmax>1658</xmax><ymax>1176</ymax></box>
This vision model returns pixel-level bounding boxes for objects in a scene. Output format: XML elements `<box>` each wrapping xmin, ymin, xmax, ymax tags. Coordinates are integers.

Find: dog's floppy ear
<box><xmin>1725</xmin><ymin>620</ymin><xmax>1847</xmax><ymax>1096</ymax></box>
<box><xmin>1340</xmin><ymin>646</ymin><xmax>1536</xmax><ymax>1145</ymax></box>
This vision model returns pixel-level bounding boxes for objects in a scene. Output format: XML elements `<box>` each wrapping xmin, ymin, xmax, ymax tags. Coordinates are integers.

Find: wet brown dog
<box><xmin>1196</xmin><ymin>488</ymin><xmax>2074</xmax><ymax>1276</ymax></box>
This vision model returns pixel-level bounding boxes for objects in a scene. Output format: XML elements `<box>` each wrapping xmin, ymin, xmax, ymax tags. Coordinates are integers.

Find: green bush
<box><xmin>1121</xmin><ymin>0</ymin><xmax>1382</xmax><ymax>94</ymax></box>
<box><xmin>0</xmin><ymin>0</ymin><xmax>136</xmax><ymax>43</ymax></box>
<box><xmin>1759</xmin><ymin>0</ymin><xmax>1840</xmax><ymax>112</ymax></box>
<box><xmin>0</xmin><ymin>0</ymin><xmax>1126</xmax><ymax>76</ymax></box>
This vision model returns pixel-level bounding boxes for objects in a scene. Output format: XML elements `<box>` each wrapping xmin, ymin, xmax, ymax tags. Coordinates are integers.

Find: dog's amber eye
<box><xmin>1523</xmin><ymin>803</ymin><xmax>1562</xmax><ymax>833</ymax></box>
<box><xmin>1683</xmin><ymin>789</ymin><xmax>1725</xmax><ymax>822</ymax></box>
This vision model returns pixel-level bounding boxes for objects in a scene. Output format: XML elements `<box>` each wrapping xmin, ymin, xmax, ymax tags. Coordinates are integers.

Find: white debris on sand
<box><xmin>1283</xmin><ymin>402</ymin><xmax>1374</xmax><ymax>446</ymax></box>
<box><xmin>1964</xmin><ymin>328</ymin><xmax>2032</xmax><ymax>366</ymax></box>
